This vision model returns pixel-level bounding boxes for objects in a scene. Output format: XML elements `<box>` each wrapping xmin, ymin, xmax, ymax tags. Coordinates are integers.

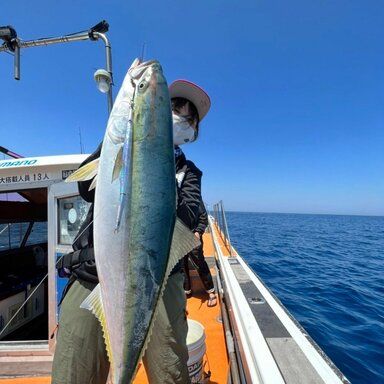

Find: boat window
<box><xmin>0</xmin><ymin>224</ymin><xmax>11</xmax><ymax>250</ymax></box>
<box><xmin>1</xmin><ymin>223</ymin><xmax>24</xmax><ymax>250</ymax></box>
<box><xmin>0</xmin><ymin>191</ymin><xmax>28</xmax><ymax>202</ymax></box>
<box><xmin>0</xmin><ymin>188</ymin><xmax>48</xmax><ymax>342</ymax></box>
<box><xmin>58</xmin><ymin>195</ymin><xmax>91</xmax><ymax>245</ymax></box>
<box><xmin>26</xmin><ymin>222</ymin><xmax>48</xmax><ymax>246</ymax></box>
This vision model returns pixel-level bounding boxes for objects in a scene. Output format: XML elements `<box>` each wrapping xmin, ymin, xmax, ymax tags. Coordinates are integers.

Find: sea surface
<box><xmin>1</xmin><ymin>214</ymin><xmax>382</xmax><ymax>382</ymax></box>
<box><xmin>225</xmin><ymin>212</ymin><xmax>383</xmax><ymax>384</ymax></box>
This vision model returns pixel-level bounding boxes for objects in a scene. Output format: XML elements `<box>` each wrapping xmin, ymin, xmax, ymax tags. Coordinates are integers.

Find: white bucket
<box><xmin>186</xmin><ymin>319</ymin><xmax>206</xmax><ymax>383</ymax></box>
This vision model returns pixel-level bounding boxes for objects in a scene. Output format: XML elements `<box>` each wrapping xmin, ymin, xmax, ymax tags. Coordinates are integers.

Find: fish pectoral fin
<box><xmin>88</xmin><ymin>175</ymin><xmax>98</xmax><ymax>191</ymax></box>
<box><xmin>166</xmin><ymin>218</ymin><xmax>201</xmax><ymax>278</ymax></box>
<box><xmin>112</xmin><ymin>146</ymin><xmax>123</xmax><ymax>182</ymax></box>
<box><xmin>65</xmin><ymin>158</ymin><xmax>100</xmax><ymax>182</ymax></box>
<box><xmin>80</xmin><ymin>284</ymin><xmax>113</xmax><ymax>365</ymax></box>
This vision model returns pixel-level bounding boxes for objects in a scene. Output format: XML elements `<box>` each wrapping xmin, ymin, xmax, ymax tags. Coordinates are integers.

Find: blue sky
<box><xmin>1</xmin><ymin>1</ymin><xmax>383</xmax><ymax>215</ymax></box>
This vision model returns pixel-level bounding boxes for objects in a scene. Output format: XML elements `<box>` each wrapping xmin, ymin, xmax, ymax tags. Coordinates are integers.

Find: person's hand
<box><xmin>194</xmin><ymin>232</ymin><xmax>200</xmax><ymax>238</ymax></box>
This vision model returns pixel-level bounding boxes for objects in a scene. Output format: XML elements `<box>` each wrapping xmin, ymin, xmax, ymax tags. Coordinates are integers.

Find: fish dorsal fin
<box><xmin>139</xmin><ymin>218</ymin><xmax>200</xmax><ymax>363</ymax></box>
<box><xmin>65</xmin><ymin>158</ymin><xmax>99</xmax><ymax>182</ymax></box>
<box><xmin>112</xmin><ymin>146</ymin><xmax>123</xmax><ymax>182</ymax></box>
<box><xmin>80</xmin><ymin>283</ymin><xmax>113</xmax><ymax>366</ymax></box>
<box><xmin>88</xmin><ymin>175</ymin><xmax>98</xmax><ymax>191</ymax></box>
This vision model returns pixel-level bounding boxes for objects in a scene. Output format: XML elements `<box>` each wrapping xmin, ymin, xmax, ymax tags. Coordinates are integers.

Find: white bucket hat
<box><xmin>169</xmin><ymin>80</ymin><xmax>211</xmax><ymax>122</ymax></box>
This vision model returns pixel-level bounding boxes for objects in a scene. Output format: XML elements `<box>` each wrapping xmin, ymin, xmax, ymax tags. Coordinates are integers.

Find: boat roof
<box><xmin>0</xmin><ymin>154</ymin><xmax>88</xmax><ymax>172</ymax></box>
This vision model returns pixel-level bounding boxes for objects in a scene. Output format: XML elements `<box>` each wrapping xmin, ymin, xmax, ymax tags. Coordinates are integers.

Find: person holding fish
<box><xmin>52</xmin><ymin>59</ymin><xmax>211</xmax><ymax>384</ymax></box>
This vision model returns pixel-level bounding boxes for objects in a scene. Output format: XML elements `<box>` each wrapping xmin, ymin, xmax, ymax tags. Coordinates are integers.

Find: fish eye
<box><xmin>138</xmin><ymin>81</ymin><xmax>147</xmax><ymax>91</ymax></box>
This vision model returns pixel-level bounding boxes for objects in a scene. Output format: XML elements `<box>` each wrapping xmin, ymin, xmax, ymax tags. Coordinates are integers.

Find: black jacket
<box><xmin>194</xmin><ymin>201</ymin><xmax>208</xmax><ymax>235</ymax></box>
<box><xmin>70</xmin><ymin>143</ymin><xmax>101</xmax><ymax>283</ymax></box>
<box><xmin>70</xmin><ymin>145</ymin><xmax>202</xmax><ymax>283</ymax></box>
<box><xmin>175</xmin><ymin>149</ymin><xmax>202</xmax><ymax>229</ymax></box>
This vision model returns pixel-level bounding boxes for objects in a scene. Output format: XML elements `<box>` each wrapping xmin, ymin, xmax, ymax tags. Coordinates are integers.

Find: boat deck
<box><xmin>0</xmin><ymin>225</ymin><xmax>231</xmax><ymax>384</ymax></box>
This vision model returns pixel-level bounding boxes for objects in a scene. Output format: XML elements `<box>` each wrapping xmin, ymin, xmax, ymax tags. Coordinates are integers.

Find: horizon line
<box><xmin>217</xmin><ymin>210</ymin><xmax>384</xmax><ymax>218</ymax></box>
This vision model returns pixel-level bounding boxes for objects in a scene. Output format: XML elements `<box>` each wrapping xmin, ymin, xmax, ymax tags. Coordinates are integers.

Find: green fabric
<box><xmin>143</xmin><ymin>272</ymin><xmax>190</xmax><ymax>384</ymax></box>
<box><xmin>51</xmin><ymin>279</ymin><xmax>109</xmax><ymax>384</ymax></box>
<box><xmin>51</xmin><ymin>273</ymin><xmax>190</xmax><ymax>384</ymax></box>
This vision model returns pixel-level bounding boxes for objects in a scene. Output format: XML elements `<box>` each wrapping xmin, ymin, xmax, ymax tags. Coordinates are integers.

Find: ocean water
<box><xmin>225</xmin><ymin>212</ymin><xmax>384</xmax><ymax>384</ymax></box>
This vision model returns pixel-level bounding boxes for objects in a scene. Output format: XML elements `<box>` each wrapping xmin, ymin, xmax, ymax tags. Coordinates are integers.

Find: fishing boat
<box><xmin>0</xmin><ymin>155</ymin><xmax>351</xmax><ymax>383</ymax></box>
<box><xmin>0</xmin><ymin>20</ymin><xmax>351</xmax><ymax>384</ymax></box>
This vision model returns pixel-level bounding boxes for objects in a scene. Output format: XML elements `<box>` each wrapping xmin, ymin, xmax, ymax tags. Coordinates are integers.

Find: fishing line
<box><xmin>0</xmin><ymin>224</ymin><xmax>10</xmax><ymax>235</ymax></box>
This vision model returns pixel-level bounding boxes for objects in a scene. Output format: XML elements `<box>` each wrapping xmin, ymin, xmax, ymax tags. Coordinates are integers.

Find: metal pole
<box><xmin>219</xmin><ymin>205</ymin><xmax>222</xmax><ymax>233</ymax></box>
<box><xmin>215</xmin><ymin>204</ymin><xmax>218</xmax><ymax>225</ymax></box>
<box><xmin>220</xmin><ymin>201</ymin><xmax>227</xmax><ymax>246</ymax></box>
<box><xmin>219</xmin><ymin>205</ymin><xmax>222</xmax><ymax>232</ymax></box>
<box><xmin>7</xmin><ymin>223</ymin><xmax>11</xmax><ymax>249</ymax></box>
<box><xmin>0</xmin><ymin>29</ymin><xmax>113</xmax><ymax>114</ymax></box>
<box><xmin>0</xmin><ymin>146</ymin><xmax>23</xmax><ymax>159</ymax></box>
<box><xmin>1</xmin><ymin>33</ymin><xmax>91</xmax><ymax>50</ymax></box>
<box><xmin>216</xmin><ymin>204</ymin><xmax>221</xmax><ymax>231</ymax></box>
<box><xmin>14</xmin><ymin>41</ymin><xmax>20</xmax><ymax>80</ymax></box>
<box><xmin>219</xmin><ymin>204</ymin><xmax>224</xmax><ymax>238</ymax></box>
<box><xmin>93</xmin><ymin>32</ymin><xmax>113</xmax><ymax>114</ymax></box>
<box><xmin>221</xmin><ymin>200</ymin><xmax>233</xmax><ymax>256</ymax></box>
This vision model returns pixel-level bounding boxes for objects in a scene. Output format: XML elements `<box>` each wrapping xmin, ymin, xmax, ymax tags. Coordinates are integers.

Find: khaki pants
<box><xmin>51</xmin><ymin>272</ymin><xmax>190</xmax><ymax>384</ymax></box>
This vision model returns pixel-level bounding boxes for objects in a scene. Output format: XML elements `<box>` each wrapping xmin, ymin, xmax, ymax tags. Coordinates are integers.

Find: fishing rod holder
<box><xmin>0</xmin><ymin>20</ymin><xmax>113</xmax><ymax>113</ymax></box>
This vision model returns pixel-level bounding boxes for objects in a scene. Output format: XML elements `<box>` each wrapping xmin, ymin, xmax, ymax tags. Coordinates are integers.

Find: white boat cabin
<box><xmin>0</xmin><ymin>155</ymin><xmax>87</xmax><ymax>375</ymax></box>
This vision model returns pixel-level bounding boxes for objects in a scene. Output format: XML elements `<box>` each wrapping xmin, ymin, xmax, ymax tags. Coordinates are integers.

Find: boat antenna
<box><xmin>140</xmin><ymin>42</ymin><xmax>146</xmax><ymax>62</ymax></box>
<box><xmin>78</xmin><ymin>127</ymin><xmax>84</xmax><ymax>154</ymax></box>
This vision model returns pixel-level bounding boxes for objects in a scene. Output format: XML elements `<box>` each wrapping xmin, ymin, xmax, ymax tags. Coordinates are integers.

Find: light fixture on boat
<box><xmin>0</xmin><ymin>25</ymin><xmax>17</xmax><ymax>44</ymax></box>
<box><xmin>94</xmin><ymin>69</ymin><xmax>112</xmax><ymax>93</ymax></box>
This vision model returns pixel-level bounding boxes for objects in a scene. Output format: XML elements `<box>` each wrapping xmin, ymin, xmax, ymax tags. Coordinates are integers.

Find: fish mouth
<box><xmin>128</xmin><ymin>59</ymin><xmax>162</xmax><ymax>81</ymax></box>
<box><xmin>106</xmin><ymin>59</ymin><xmax>161</xmax><ymax>143</ymax></box>
<box><xmin>106</xmin><ymin>59</ymin><xmax>165</xmax><ymax>145</ymax></box>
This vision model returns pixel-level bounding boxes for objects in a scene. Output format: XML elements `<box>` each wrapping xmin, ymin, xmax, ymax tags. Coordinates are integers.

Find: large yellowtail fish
<box><xmin>67</xmin><ymin>59</ymin><xmax>198</xmax><ymax>383</ymax></box>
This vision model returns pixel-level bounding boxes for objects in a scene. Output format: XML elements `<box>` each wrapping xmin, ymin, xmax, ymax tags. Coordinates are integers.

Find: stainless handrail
<box><xmin>208</xmin><ymin>214</ymin><xmax>243</xmax><ymax>384</ymax></box>
<box><xmin>215</xmin><ymin>265</ymin><xmax>242</xmax><ymax>384</ymax></box>
<box><xmin>213</xmin><ymin>201</ymin><xmax>233</xmax><ymax>257</ymax></box>
<box><xmin>220</xmin><ymin>200</ymin><xmax>233</xmax><ymax>256</ymax></box>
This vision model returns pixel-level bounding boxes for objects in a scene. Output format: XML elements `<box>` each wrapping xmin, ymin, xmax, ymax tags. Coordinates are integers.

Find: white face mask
<box><xmin>172</xmin><ymin>113</ymin><xmax>196</xmax><ymax>146</ymax></box>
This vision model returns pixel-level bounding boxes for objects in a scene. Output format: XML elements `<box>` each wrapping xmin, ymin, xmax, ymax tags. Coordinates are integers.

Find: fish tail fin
<box><xmin>80</xmin><ymin>284</ymin><xmax>113</xmax><ymax>365</ymax></box>
<box><xmin>140</xmin><ymin>218</ymin><xmax>200</xmax><ymax>360</ymax></box>
<box><xmin>112</xmin><ymin>146</ymin><xmax>123</xmax><ymax>182</ymax></box>
<box><xmin>65</xmin><ymin>158</ymin><xmax>99</xmax><ymax>182</ymax></box>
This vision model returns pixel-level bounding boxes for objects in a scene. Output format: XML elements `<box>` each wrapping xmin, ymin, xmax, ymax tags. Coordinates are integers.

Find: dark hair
<box><xmin>171</xmin><ymin>97</ymin><xmax>200</xmax><ymax>138</ymax></box>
